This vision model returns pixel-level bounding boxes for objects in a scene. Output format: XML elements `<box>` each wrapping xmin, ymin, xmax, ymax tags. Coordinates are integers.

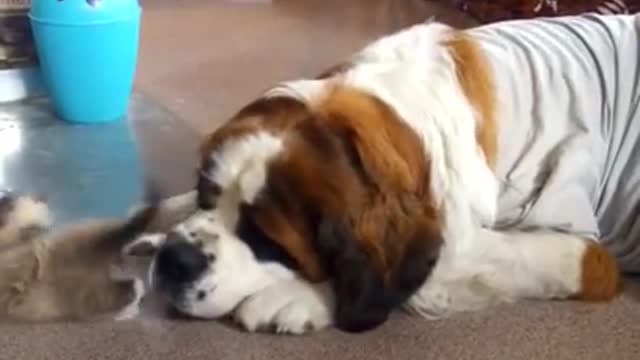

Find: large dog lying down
<box><xmin>132</xmin><ymin>13</ymin><xmax>640</xmax><ymax>334</ymax></box>
<box><xmin>6</xmin><ymin>13</ymin><xmax>637</xmax><ymax>331</ymax></box>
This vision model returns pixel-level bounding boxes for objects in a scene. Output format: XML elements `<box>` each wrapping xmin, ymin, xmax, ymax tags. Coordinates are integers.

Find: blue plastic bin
<box><xmin>29</xmin><ymin>0</ymin><xmax>141</xmax><ymax>123</ymax></box>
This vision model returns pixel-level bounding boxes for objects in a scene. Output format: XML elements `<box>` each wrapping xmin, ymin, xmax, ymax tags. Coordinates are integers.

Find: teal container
<box><xmin>29</xmin><ymin>0</ymin><xmax>141</xmax><ymax>123</ymax></box>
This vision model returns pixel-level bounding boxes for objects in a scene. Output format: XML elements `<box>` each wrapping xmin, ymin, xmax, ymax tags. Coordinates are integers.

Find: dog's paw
<box><xmin>234</xmin><ymin>279</ymin><xmax>334</xmax><ymax>335</ymax></box>
<box><xmin>406</xmin><ymin>275</ymin><xmax>512</xmax><ymax>319</ymax></box>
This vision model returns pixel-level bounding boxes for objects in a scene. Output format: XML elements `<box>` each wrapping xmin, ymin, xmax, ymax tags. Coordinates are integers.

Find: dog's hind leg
<box><xmin>406</xmin><ymin>228</ymin><xmax>620</xmax><ymax>319</ymax></box>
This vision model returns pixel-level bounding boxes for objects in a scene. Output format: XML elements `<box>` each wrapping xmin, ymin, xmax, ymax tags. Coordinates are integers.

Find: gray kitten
<box><xmin>0</xmin><ymin>191</ymin><xmax>157</xmax><ymax>322</ymax></box>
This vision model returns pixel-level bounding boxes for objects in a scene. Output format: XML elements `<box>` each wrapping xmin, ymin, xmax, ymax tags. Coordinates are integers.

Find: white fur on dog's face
<box><xmin>151</xmin><ymin>210</ymin><xmax>294</xmax><ymax>319</ymax></box>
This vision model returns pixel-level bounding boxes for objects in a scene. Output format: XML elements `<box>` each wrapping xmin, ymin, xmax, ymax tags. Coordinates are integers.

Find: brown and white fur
<box><xmin>132</xmin><ymin>18</ymin><xmax>621</xmax><ymax>334</ymax></box>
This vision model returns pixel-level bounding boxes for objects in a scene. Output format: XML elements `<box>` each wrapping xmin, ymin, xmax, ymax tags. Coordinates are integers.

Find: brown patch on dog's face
<box><xmin>197</xmin><ymin>96</ymin><xmax>312</xmax><ymax>210</ymax></box>
<box><xmin>199</xmin><ymin>97</ymin><xmax>311</xmax><ymax>164</ymax></box>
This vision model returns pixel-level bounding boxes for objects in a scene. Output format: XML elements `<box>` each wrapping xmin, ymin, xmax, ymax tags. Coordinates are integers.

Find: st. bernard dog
<box><xmin>136</xmin><ymin>13</ymin><xmax>640</xmax><ymax>334</ymax></box>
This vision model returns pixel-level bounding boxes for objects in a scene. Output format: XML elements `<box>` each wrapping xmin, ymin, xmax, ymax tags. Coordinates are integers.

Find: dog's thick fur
<box><xmin>132</xmin><ymin>14</ymin><xmax>637</xmax><ymax>335</ymax></box>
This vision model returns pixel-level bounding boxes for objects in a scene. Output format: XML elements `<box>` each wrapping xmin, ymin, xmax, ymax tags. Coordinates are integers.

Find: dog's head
<box><xmin>151</xmin><ymin>84</ymin><xmax>443</xmax><ymax>332</ymax></box>
<box><xmin>142</xmin><ymin>208</ymin><xmax>294</xmax><ymax>319</ymax></box>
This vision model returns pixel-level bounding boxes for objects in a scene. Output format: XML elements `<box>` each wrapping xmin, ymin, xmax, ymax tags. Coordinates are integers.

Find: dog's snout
<box><xmin>155</xmin><ymin>240</ymin><xmax>209</xmax><ymax>287</ymax></box>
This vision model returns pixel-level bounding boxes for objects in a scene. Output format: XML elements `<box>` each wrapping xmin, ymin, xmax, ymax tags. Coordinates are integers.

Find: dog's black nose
<box><xmin>155</xmin><ymin>239</ymin><xmax>209</xmax><ymax>289</ymax></box>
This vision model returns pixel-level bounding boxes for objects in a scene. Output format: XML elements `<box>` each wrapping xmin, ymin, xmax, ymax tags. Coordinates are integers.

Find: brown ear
<box><xmin>242</xmin><ymin>113</ymin><xmax>371</xmax><ymax>282</ymax></box>
<box><xmin>318</xmin><ymin>86</ymin><xmax>431</xmax><ymax>193</ymax></box>
<box><xmin>315</xmin><ymin>194</ymin><xmax>442</xmax><ymax>333</ymax></box>
<box><xmin>310</xmin><ymin>87</ymin><xmax>442</xmax><ymax>332</ymax></box>
<box><xmin>197</xmin><ymin>97</ymin><xmax>312</xmax><ymax>210</ymax></box>
<box><xmin>246</xmin><ymin>202</ymin><xmax>327</xmax><ymax>282</ymax></box>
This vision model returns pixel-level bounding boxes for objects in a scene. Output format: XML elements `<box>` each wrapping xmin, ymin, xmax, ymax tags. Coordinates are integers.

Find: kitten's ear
<box><xmin>123</xmin><ymin>234</ymin><xmax>167</xmax><ymax>257</ymax></box>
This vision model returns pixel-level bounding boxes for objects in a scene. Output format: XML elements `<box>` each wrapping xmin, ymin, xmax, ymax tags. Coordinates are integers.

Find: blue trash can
<box><xmin>29</xmin><ymin>0</ymin><xmax>141</xmax><ymax>124</ymax></box>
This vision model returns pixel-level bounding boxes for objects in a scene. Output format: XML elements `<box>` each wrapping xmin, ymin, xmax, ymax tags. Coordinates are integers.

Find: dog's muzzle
<box><xmin>153</xmin><ymin>232</ymin><xmax>209</xmax><ymax>301</ymax></box>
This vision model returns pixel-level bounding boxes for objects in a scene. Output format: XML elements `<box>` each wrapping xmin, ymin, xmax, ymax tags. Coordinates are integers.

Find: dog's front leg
<box><xmin>234</xmin><ymin>278</ymin><xmax>335</xmax><ymax>335</ymax></box>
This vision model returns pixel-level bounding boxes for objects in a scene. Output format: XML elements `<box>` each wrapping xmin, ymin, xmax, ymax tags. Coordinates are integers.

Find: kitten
<box><xmin>0</xmin><ymin>191</ymin><xmax>157</xmax><ymax>322</ymax></box>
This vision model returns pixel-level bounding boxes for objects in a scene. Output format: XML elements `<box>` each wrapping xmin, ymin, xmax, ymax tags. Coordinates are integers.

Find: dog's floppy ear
<box><xmin>309</xmin><ymin>87</ymin><xmax>442</xmax><ymax>332</ymax></box>
<box><xmin>316</xmin><ymin>197</ymin><xmax>441</xmax><ymax>333</ymax></box>
<box><xmin>316</xmin><ymin>217</ymin><xmax>389</xmax><ymax>332</ymax></box>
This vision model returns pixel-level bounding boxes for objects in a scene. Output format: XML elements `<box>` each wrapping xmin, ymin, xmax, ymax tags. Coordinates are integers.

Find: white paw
<box><xmin>406</xmin><ymin>275</ymin><xmax>512</xmax><ymax>319</ymax></box>
<box><xmin>405</xmin><ymin>281</ymin><xmax>454</xmax><ymax>319</ymax></box>
<box><xmin>234</xmin><ymin>279</ymin><xmax>334</xmax><ymax>335</ymax></box>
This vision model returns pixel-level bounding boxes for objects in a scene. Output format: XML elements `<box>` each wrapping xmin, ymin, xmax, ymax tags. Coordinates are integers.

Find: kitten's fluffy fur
<box><xmin>0</xmin><ymin>191</ymin><xmax>162</xmax><ymax>322</ymax></box>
